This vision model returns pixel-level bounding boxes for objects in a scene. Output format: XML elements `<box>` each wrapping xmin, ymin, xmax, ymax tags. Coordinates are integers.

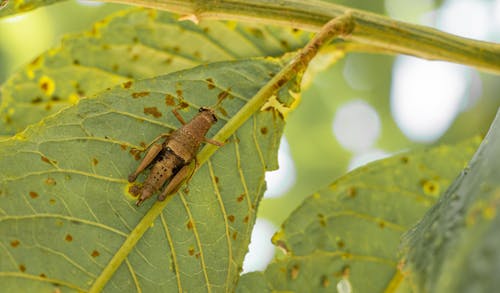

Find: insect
<box><xmin>128</xmin><ymin>106</ymin><xmax>224</xmax><ymax>206</ymax></box>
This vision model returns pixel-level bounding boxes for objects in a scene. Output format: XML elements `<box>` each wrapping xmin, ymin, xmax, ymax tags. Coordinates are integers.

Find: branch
<box><xmin>100</xmin><ymin>0</ymin><xmax>500</xmax><ymax>74</ymax></box>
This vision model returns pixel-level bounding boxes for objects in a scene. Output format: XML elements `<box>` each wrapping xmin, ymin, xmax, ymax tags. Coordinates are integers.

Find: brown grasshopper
<box><xmin>128</xmin><ymin>106</ymin><xmax>224</xmax><ymax>206</ymax></box>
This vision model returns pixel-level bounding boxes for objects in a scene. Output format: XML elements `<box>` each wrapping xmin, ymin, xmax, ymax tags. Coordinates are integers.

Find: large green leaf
<box><xmin>237</xmin><ymin>137</ymin><xmax>481</xmax><ymax>292</ymax></box>
<box><xmin>0</xmin><ymin>8</ymin><xmax>310</xmax><ymax>135</ymax></box>
<box><xmin>0</xmin><ymin>58</ymin><xmax>300</xmax><ymax>292</ymax></box>
<box><xmin>402</xmin><ymin>110</ymin><xmax>500</xmax><ymax>292</ymax></box>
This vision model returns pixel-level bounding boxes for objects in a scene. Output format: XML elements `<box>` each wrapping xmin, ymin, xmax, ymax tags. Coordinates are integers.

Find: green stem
<box><xmin>88</xmin><ymin>13</ymin><xmax>354</xmax><ymax>293</ymax></box>
<box><xmin>101</xmin><ymin>0</ymin><xmax>500</xmax><ymax>74</ymax></box>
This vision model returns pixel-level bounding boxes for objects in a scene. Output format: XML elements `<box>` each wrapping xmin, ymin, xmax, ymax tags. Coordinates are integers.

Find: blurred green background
<box><xmin>1</xmin><ymin>0</ymin><xmax>499</xmax><ymax>272</ymax></box>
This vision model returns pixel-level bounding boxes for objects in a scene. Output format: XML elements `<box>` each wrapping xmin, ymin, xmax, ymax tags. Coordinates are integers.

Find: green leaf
<box><xmin>402</xmin><ymin>110</ymin><xmax>500</xmax><ymax>292</ymax></box>
<box><xmin>0</xmin><ymin>8</ymin><xmax>311</xmax><ymax>135</ymax></box>
<box><xmin>0</xmin><ymin>58</ymin><xmax>299</xmax><ymax>292</ymax></box>
<box><xmin>237</xmin><ymin>137</ymin><xmax>481</xmax><ymax>293</ymax></box>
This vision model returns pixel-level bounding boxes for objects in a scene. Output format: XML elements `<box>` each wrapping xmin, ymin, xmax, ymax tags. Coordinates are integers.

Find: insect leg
<box><xmin>157</xmin><ymin>165</ymin><xmax>192</xmax><ymax>201</ymax></box>
<box><xmin>172</xmin><ymin>108</ymin><xmax>187</xmax><ymax>125</ymax></box>
<box><xmin>141</xmin><ymin>133</ymin><xmax>170</xmax><ymax>151</ymax></box>
<box><xmin>128</xmin><ymin>143</ymin><xmax>163</xmax><ymax>182</ymax></box>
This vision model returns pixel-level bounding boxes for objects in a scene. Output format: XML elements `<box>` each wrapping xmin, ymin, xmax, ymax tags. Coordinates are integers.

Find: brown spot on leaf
<box><xmin>179</xmin><ymin>101</ymin><xmax>189</xmax><ymax>109</ymax></box>
<box><xmin>165</xmin><ymin>94</ymin><xmax>175</xmax><ymax>106</ymax></box>
<box><xmin>206</xmin><ymin>78</ymin><xmax>215</xmax><ymax>89</ymax></box>
<box><xmin>187</xmin><ymin>221</ymin><xmax>193</xmax><ymax>230</ymax></box>
<box><xmin>401</xmin><ymin>156</ymin><xmax>409</xmax><ymax>164</ymax></box>
<box><xmin>40</xmin><ymin>273</ymin><xmax>47</xmax><ymax>278</ymax></box>
<box><xmin>421</xmin><ymin>179</ymin><xmax>440</xmax><ymax>196</ymax></box>
<box><xmin>45</xmin><ymin>177</ymin><xmax>56</xmax><ymax>186</ymax></box>
<box><xmin>347</xmin><ymin>187</ymin><xmax>356</xmax><ymax>198</ymax></box>
<box><xmin>321</xmin><ymin>275</ymin><xmax>330</xmax><ymax>288</ymax></box>
<box><xmin>188</xmin><ymin>248</ymin><xmax>195</xmax><ymax>256</ymax></box>
<box><xmin>276</xmin><ymin>77</ymin><xmax>287</xmax><ymax>88</ymax></box>
<box><xmin>290</xmin><ymin>264</ymin><xmax>299</xmax><ymax>280</ymax></box>
<box><xmin>195</xmin><ymin>252</ymin><xmax>200</xmax><ymax>259</ymax></box>
<box><xmin>91</xmin><ymin>250</ymin><xmax>100</xmax><ymax>258</ymax></box>
<box><xmin>318</xmin><ymin>213</ymin><xmax>326</xmax><ymax>227</ymax></box>
<box><xmin>218</xmin><ymin>89</ymin><xmax>230</xmax><ymax>101</ymax></box>
<box><xmin>237</xmin><ymin>193</ymin><xmax>245</xmax><ymax>202</ymax></box>
<box><xmin>92</xmin><ymin>158</ymin><xmax>99</xmax><ymax>166</ymax></box>
<box><xmin>218</xmin><ymin>107</ymin><xmax>228</xmax><ymax>117</ymax></box>
<box><xmin>243</xmin><ymin>215</ymin><xmax>249</xmax><ymax>223</ymax></box>
<box><xmin>49</xmin><ymin>198</ymin><xmax>56</xmax><ymax>205</ymax></box>
<box><xmin>144</xmin><ymin>107</ymin><xmax>162</xmax><ymax>118</ymax></box>
<box><xmin>122</xmin><ymin>81</ymin><xmax>133</xmax><ymax>89</ymax></box>
<box><xmin>120</xmin><ymin>144</ymin><xmax>127</xmax><ymax>151</ymax></box>
<box><xmin>214</xmin><ymin>176</ymin><xmax>219</xmax><ymax>184</ymax></box>
<box><xmin>41</xmin><ymin>156</ymin><xmax>51</xmax><ymax>164</ymax></box>
<box><xmin>19</xmin><ymin>264</ymin><xmax>26</xmax><ymax>272</ymax></box>
<box><xmin>29</xmin><ymin>191</ymin><xmax>39</xmax><ymax>199</ymax></box>
<box><xmin>176</xmin><ymin>89</ymin><xmax>183</xmax><ymax>100</ymax></box>
<box><xmin>10</xmin><ymin>240</ymin><xmax>20</xmax><ymax>248</ymax></box>
<box><xmin>280</xmin><ymin>39</ymin><xmax>290</xmax><ymax>49</ymax></box>
<box><xmin>379</xmin><ymin>221</ymin><xmax>386</xmax><ymax>229</ymax></box>
<box><xmin>65</xmin><ymin>234</ymin><xmax>73</xmax><ymax>242</ymax></box>
<box><xmin>232</xmin><ymin>231</ymin><xmax>238</xmax><ymax>240</ymax></box>
<box><xmin>129</xmin><ymin>149</ymin><xmax>142</xmax><ymax>161</ymax></box>
<box><xmin>132</xmin><ymin>91</ymin><xmax>150</xmax><ymax>98</ymax></box>
<box><xmin>73</xmin><ymin>59</ymin><xmax>80</xmax><ymax>65</ymax></box>
<box><xmin>260</xmin><ymin>127</ymin><xmax>268</xmax><ymax>135</ymax></box>
<box><xmin>31</xmin><ymin>97</ymin><xmax>43</xmax><ymax>104</ymax></box>
<box><xmin>336</xmin><ymin>238</ymin><xmax>345</xmax><ymax>248</ymax></box>
<box><xmin>227</xmin><ymin>215</ymin><xmax>235</xmax><ymax>223</ymax></box>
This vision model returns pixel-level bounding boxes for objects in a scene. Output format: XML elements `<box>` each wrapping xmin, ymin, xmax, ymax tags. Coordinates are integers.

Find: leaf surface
<box><xmin>0</xmin><ymin>58</ymin><xmax>299</xmax><ymax>292</ymax></box>
<box><xmin>237</xmin><ymin>137</ymin><xmax>481</xmax><ymax>293</ymax></box>
<box><xmin>0</xmin><ymin>8</ymin><xmax>310</xmax><ymax>135</ymax></box>
<box><xmin>402</xmin><ymin>110</ymin><xmax>500</xmax><ymax>292</ymax></box>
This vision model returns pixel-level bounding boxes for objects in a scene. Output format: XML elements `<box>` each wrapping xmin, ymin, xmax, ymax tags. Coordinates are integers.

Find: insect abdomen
<box><xmin>140</xmin><ymin>149</ymin><xmax>185</xmax><ymax>202</ymax></box>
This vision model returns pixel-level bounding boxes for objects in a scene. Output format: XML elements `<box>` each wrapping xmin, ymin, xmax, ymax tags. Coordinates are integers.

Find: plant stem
<box><xmin>101</xmin><ymin>0</ymin><xmax>500</xmax><ymax>74</ymax></box>
<box><xmin>88</xmin><ymin>13</ymin><xmax>354</xmax><ymax>293</ymax></box>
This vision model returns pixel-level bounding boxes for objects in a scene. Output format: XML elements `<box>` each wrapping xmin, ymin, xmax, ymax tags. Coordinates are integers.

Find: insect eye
<box><xmin>198</xmin><ymin>107</ymin><xmax>204</xmax><ymax>112</ymax></box>
<box><xmin>211</xmin><ymin>114</ymin><xmax>218</xmax><ymax>122</ymax></box>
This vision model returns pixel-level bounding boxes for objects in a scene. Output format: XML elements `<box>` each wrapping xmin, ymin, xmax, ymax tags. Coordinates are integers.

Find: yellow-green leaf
<box><xmin>237</xmin><ymin>137</ymin><xmax>481</xmax><ymax>293</ymax></box>
<box><xmin>0</xmin><ymin>58</ymin><xmax>299</xmax><ymax>292</ymax></box>
<box><xmin>0</xmin><ymin>8</ymin><xmax>310</xmax><ymax>135</ymax></box>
